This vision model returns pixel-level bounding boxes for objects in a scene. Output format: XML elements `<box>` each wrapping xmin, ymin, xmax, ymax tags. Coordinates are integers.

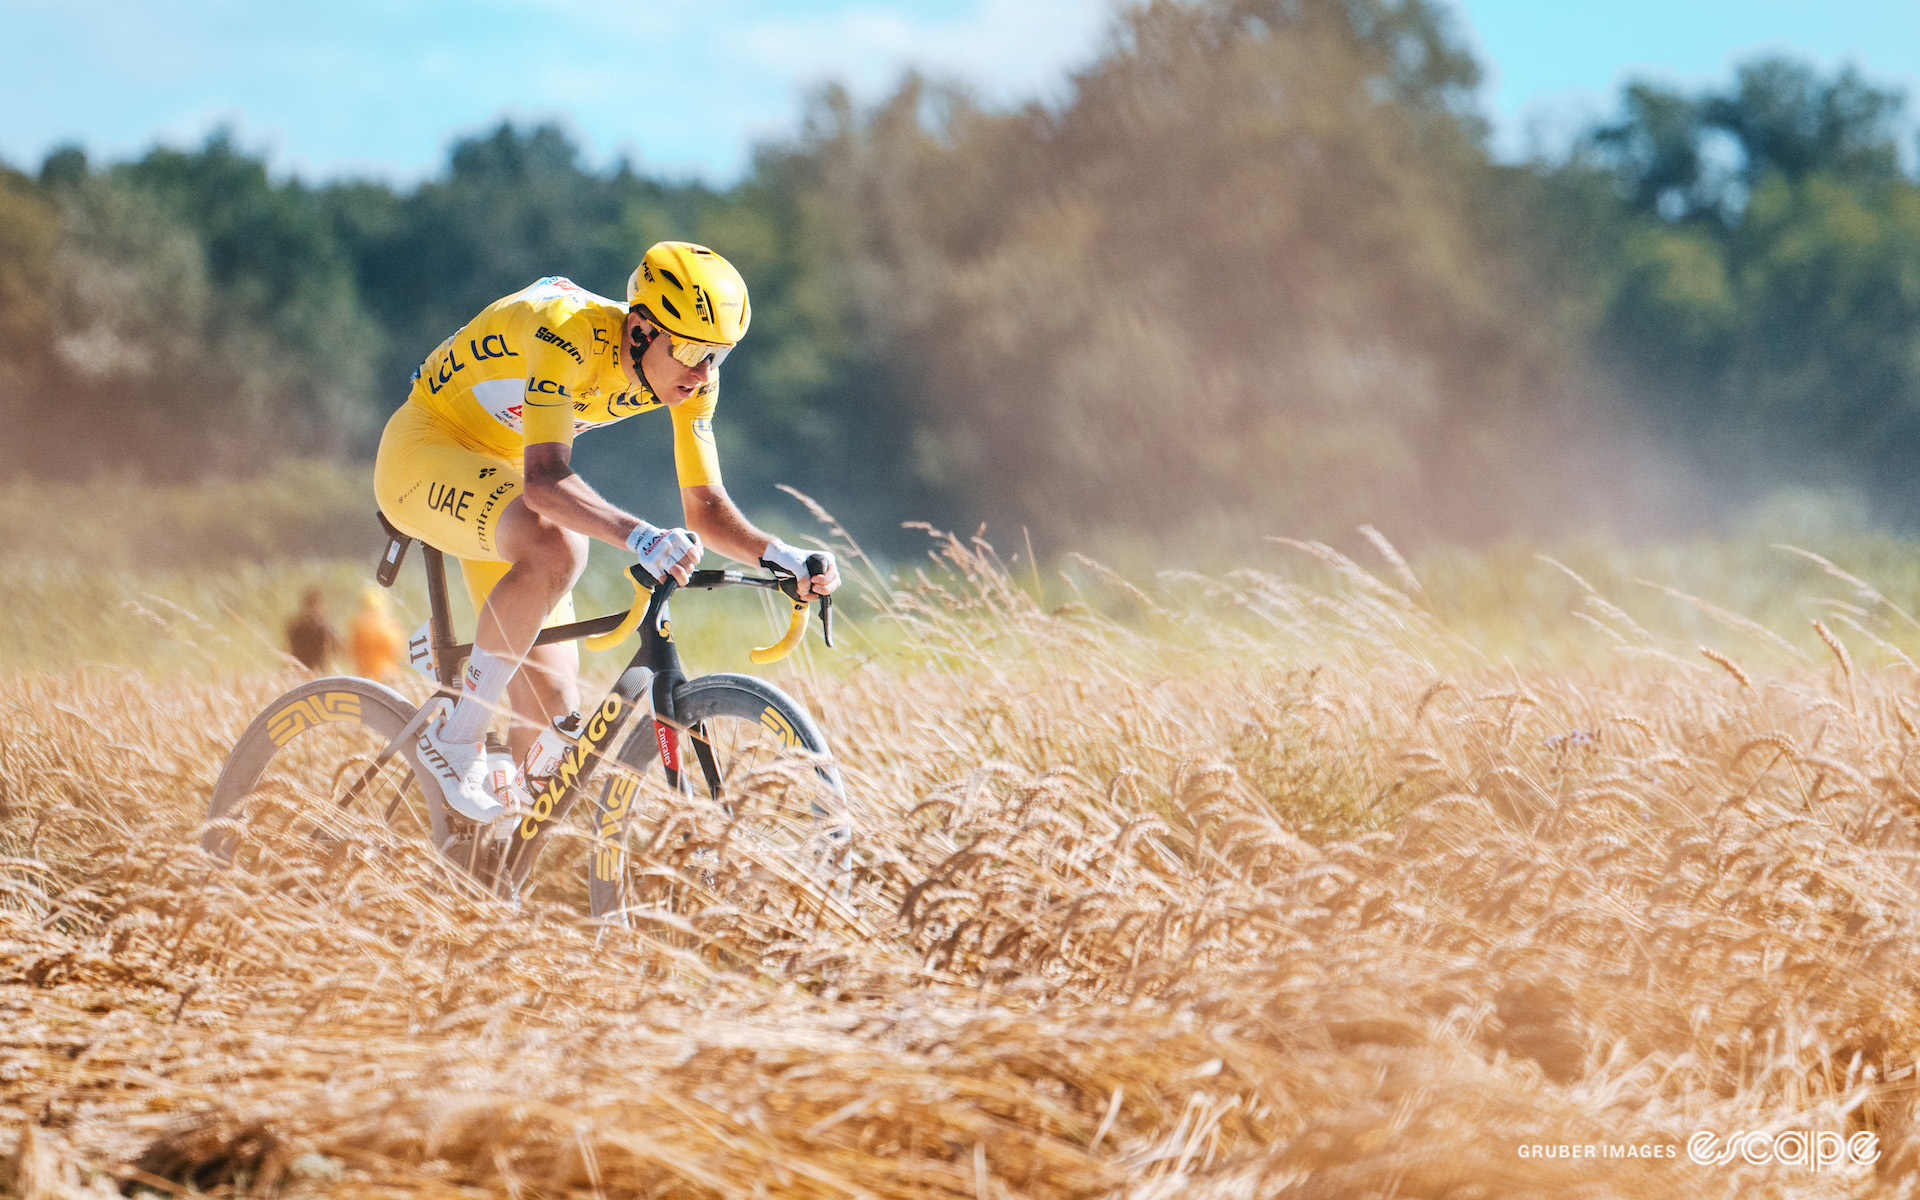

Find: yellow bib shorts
<box><xmin>373</xmin><ymin>401</ymin><xmax>578</xmax><ymax>627</ymax></box>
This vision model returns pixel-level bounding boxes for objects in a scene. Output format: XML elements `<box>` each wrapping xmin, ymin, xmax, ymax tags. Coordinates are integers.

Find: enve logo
<box><xmin>760</xmin><ymin>706</ymin><xmax>802</xmax><ymax>750</ymax></box>
<box><xmin>592</xmin><ymin>774</ymin><xmax>639</xmax><ymax>881</ymax></box>
<box><xmin>267</xmin><ymin>692</ymin><xmax>362</xmax><ymax>746</ymax></box>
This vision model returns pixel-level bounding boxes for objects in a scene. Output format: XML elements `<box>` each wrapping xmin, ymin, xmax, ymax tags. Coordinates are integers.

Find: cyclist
<box><xmin>285</xmin><ymin>587</ymin><xmax>337</xmax><ymax>672</ymax></box>
<box><xmin>374</xmin><ymin>241</ymin><xmax>839</xmax><ymax>823</ymax></box>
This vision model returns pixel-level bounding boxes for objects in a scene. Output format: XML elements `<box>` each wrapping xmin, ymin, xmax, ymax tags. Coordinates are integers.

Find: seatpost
<box><xmin>421</xmin><ymin>545</ymin><xmax>462</xmax><ymax>691</ymax></box>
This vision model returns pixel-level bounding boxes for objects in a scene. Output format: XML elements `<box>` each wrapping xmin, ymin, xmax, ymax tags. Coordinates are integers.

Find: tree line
<box><xmin>3</xmin><ymin>0</ymin><xmax>1917</xmax><ymax>550</ymax></box>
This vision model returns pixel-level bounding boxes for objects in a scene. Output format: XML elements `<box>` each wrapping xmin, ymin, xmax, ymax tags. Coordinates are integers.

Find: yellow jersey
<box><xmin>404</xmin><ymin>276</ymin><xmax>721</xmax><ymax>487</ymax></box>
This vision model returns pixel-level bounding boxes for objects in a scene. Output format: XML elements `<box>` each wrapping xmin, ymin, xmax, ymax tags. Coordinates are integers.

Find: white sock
<box><xmin>442</xmin><ymin>648</ymin><xmax>514</xmax><ymax>745</ymax></box>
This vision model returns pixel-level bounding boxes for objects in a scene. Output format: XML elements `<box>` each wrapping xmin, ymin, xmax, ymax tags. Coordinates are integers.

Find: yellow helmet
<box><xmin>626</xmin><ymin>241</ymin><xmax>751</xmax><ymax>346</ymax></box>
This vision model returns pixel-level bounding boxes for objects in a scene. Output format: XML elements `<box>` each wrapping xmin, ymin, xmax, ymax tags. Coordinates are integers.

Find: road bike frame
<box><xmin>368</xmin><ymin>513</ymin><xmax>832</xmax><ymax>894</ymax></box>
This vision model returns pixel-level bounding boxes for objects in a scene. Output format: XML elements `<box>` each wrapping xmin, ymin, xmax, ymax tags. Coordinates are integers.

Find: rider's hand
<box><xmin>627</xmin><ymin>522</ymin><xmax>701</xmax><ymax>584</ymax></box>
<box><xmin>762</xmin><ymin>541</ymin><xmax>838</xmax><ymax>600</ymax></box>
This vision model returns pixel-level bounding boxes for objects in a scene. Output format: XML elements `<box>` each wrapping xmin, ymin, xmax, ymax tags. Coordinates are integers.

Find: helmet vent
<box><xmin>659</xmin><ymin>269</ymin><xmax>685</xmax><ymax>291</ymax></box>
<box><xmin>658</xmin><ymin>295</ymin><xmax>683</xmax><ymax>319</ymax></box>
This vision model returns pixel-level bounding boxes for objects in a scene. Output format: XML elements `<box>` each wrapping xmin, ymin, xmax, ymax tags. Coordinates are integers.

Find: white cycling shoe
<box><xmin>414</xmin><ymin>710</ymin><xmax>504</xmax><ymax>822</ymax></box>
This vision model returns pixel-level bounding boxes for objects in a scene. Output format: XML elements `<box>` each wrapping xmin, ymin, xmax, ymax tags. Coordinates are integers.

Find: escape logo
<box><xmin>1516</xmin><ymin>1130</ymin><xmax>1879</xmax><ymax>1171</ymax></box>
<box><xmin>1686</xmin><ymin>1130</ymin><xmax>1878</xmax><ymax>1170</ymax></box>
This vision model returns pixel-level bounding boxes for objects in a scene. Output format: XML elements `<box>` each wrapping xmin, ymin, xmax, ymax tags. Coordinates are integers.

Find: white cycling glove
<box><xmin>626</xmin><ymin>522</ymin><xmax>701</xmax><ymax>582</ymax></box>
<box><xmin>762</xmin><ymin>540</ymin><xmax>833</xmax><ymax>583</ymax></box>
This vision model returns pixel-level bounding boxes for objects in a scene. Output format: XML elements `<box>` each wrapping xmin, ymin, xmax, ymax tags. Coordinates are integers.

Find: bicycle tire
<box><xmin>584</xmin><ymin>673</ymin><xmax>846</xmax><ymax>922</ymax></box>
<box><xmin>203</xmin><ymin>676</ymin><xmax>445</xmax><ymax>871</ymax></box>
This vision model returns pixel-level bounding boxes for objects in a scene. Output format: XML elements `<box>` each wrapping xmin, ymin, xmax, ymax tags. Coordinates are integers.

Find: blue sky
<box><xmin>4</xmin><ymin>0</ymin><xmax>1917</xmax><ymax>183</ymax></box>
<box><xmin>1455</xmin><ymin>0</ymin><xmax>1920</xmax><ymax>159</ymax></box>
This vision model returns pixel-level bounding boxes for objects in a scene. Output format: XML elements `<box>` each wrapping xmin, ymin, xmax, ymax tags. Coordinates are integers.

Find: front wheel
<box><xmin>585</xmin><ymin>673</ymin><xmax>848</xmax><ymax>922</ymax></box>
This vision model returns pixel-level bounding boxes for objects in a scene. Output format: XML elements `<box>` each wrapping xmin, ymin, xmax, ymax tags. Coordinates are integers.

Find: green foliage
<box><xmin>771</xmin><ymin>0</ymin><xmax>1595</xmax><ymax>548</ymax></box>
<box><xmin>1568</xmin><ymin>56</ymin><xmax>1920</xmax><ymax>514</ymax></box>
<box><xmin>6</xmin><ymin>16</ymin><xmax>1920</xmax><ymax>553</ymax></box>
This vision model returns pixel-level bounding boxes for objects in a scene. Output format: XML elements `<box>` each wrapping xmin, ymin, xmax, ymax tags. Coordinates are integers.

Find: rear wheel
<box><xmin>584</xmin><ymin>673</ymin><xmax>849</xmax><ymax>923</ymax></box>
<box><xmin>204</xmin><ymin>678</ymin><xmax>493</xmax><ymax>885</ymax></box>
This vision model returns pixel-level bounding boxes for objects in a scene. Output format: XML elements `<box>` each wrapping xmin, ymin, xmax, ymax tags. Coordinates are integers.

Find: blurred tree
<box><xmin>118</xmin><ymin>131</ymin><xmax>380</xmax><ymax>453</ymax></box>
<box><xmin>1705</xmin><ymin>58</ymin><xmax>1905</xmax><ymax>187</ymax></box>
<box><xmin>771</xmin><ymin>0</ymin><xmax>1613</xmax><ymax>548</ymax></box>
<box><xmin>6</xmin><ymin>163</ymin><xmax>256</xmax><ymax>476</ymax></box>
<box><xmin>10</xmin><ymin>24</ymin><xmax>1919</xmax><ymax>551</ymax></box>
<box><xmin>1577</xmin><ymin>55</ymin><xmax>1920</xmax><ymax>515</ymax></box>
<box><xmin>337</xmin><ymin>121</ymin><xmax>714</xmax><ymax>414</ymax></box>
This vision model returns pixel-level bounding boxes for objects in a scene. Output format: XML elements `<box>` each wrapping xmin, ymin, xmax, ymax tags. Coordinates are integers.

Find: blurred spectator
<box><xmin>286</xmin><ymin>587</ymin><xmax>337</xmax><ymax>671</ymax></box>
<box><xmin>351</xmin><ymin>586</ymin><xmax>405</xmax><ymax>681</ymax></box>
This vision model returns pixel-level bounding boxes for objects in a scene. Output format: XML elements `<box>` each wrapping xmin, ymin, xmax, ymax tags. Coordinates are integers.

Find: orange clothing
<box><xmin>351</xmin><ymin>607</ymin><xmax>405</xmax><ymax>681</ymax></box>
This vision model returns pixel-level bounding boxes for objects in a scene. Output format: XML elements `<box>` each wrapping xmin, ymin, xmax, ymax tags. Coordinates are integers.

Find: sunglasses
<box><xmin>634</xmin><ymin>323</ymin><xmax>732</xmax><ymax>370</ymax></box>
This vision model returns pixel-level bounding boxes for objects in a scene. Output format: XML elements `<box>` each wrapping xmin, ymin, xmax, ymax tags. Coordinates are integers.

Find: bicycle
<box><xmin>203</xmin><ymin>515</ymin><xmax>847</xmax><ymax>923</ymax></box>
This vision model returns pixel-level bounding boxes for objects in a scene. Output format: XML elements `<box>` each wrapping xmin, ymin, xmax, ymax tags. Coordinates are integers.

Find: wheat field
<box><xmin>7</xmin><ymin>533</ymin><xmax>1920</xmax><ymax>1198</ymax></box>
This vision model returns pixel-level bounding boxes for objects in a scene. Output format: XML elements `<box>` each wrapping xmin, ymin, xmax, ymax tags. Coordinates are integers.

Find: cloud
<box><xmin>0</xmin><ymin>0</ymin><xmax>1114</xmax><ymax>183</ymax></box>
<box><xmin>734</xmin><ymin>0</ymin><xmax>1111</xmax><ymax>102</ymax></box>
<box><xmin>516</xmin><ymin>0</ymin><xmax>1113</xmax><ymax>178</ymax></box>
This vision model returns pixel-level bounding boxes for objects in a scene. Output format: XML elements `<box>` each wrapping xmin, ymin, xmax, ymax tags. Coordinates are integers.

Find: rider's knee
<box><xmin>516</xmin><ymin>520</ymin><xmax>588</xmax><ymax>591</ymax></box>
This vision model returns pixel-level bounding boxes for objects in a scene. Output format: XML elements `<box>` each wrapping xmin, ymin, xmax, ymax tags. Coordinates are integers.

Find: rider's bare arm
<box><xmin>679</xmin><ymin>482</ymin><xmax>770</xmax><ymax>563</ymax></box>
<box><xmin>517</xmin><ymin>447</ymin><xmax>835</xmax><ymax>596</ymax></box>
<box><xmin>682</xmin><ymin>483</ymin><xmax>841</xmax><ymax>598</ymax></box>
<box><xmin>521</xmin><ymin>442</ymin><xmax>646</xmax><ymax>549</ymax></box>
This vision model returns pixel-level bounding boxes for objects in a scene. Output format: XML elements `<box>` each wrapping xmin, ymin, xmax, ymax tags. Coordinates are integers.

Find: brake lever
<box><xmin>803</xmin><ymin>554</ymin><xmax>835</xmax><ymax>648</ymax></box>
<box><xmin>760</xmin><ymin>555</ymin><xmax>836</xmax><ymax>649</ymax></box>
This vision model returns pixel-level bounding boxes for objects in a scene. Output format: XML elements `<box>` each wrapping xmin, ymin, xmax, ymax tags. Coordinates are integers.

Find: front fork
<box><xmin>654</xmin><ymin>717</ymin><xmax>683</xmax><ymax>788</ymax></box>
<box><xmin>582</xmin><ymin>588</ymin><xmax>728</xmax><ymax>918</ymax></box>
<box><xmin>580</xmin><ymin>653</ymin><xmax>719</xmax><ymax>917</ymax></box>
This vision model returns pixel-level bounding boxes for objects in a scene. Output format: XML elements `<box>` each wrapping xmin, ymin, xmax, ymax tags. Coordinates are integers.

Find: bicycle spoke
<box><xmin>207</xmin><ymin>680</ymin><xmax>442</xmax><ymax>882</ymax></box>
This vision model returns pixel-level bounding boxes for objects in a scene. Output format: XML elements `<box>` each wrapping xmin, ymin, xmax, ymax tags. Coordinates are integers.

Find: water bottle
<box><xmin>519</xmin><ymin>711</ymin><xmax>583</xmax><ymax>786</ymax></box>
<box><xmin>494</xmin><ymin>712</ymin><xmax>581</xmax><ymax>841</ymax></box>
<box><xmin>483</xmin><ymin>733</ymin><xmax>515</xmax><ymax>809</ymax></box>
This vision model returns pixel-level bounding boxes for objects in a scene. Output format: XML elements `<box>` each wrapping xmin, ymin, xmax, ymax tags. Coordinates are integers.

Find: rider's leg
<box><xmin>374</xmin><ymin>412</ymin><xmax>586</xmax><ymax>818</ymax></box>
<box><xmin>505</xmin><ymin>641</ymin><xmax>582</xmax><ymax>764</ymax></box>
<box><xmin>441</xmin><ymin>497</ymin><xmax>587</xmax><ymax>745</ymax></box>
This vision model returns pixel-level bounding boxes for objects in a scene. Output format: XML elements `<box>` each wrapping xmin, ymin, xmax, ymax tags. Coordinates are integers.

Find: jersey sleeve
<box><xmin>670</xmin><ymin>384</ymin><xmax>723</xmax><ymax>488</ymax></box>
<box><xmin>520</xmin><ymin>312</ymin><xmax>598</xmax><ymax>448</ymax></box>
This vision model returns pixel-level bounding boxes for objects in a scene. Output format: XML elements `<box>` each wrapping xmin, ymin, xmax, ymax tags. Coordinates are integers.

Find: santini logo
<box><xmin>536</xmin><ymin>325</ymin><xmax>583</xmax><ymax>364</ymax></box>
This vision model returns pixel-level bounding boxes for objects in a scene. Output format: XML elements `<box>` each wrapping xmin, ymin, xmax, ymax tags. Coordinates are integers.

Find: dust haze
<box><xmin>788</xmin><ymin>0</ymin><xmax>1767</xmax><ymax>556</ymax></box>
